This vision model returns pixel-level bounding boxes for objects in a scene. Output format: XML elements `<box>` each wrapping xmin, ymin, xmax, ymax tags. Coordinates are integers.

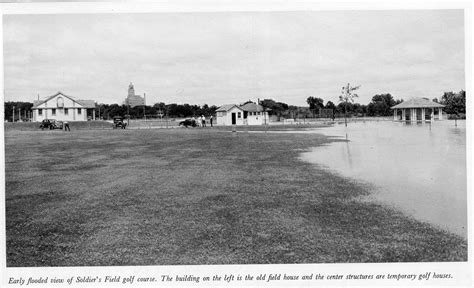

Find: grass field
<box><xmin>5</xmin><ymin>126</ymin><xmax>467</xmax><ymax>266</ymax></box>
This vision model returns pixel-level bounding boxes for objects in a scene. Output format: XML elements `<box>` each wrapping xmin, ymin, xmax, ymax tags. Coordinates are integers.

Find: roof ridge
<box><xmin>33</xmin><ymin>92</ymin><xmax>95</xmax><ymax>108</ymax></box>
<box><xmin>391</xmin><ymin>97</ymin><xmax>445</xmax><ymax>109</ymax></box>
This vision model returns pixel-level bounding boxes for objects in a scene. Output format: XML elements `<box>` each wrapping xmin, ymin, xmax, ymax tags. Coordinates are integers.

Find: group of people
<box><xmin>194</xmin><ymin>115</ymin><xmax>213</xmax><ymax>127</ymax></box>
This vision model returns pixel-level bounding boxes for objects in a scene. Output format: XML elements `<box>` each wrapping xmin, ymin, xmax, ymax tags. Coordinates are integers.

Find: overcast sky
<box><xmin>3</xmin><ymin>10</ymin><xmax>465</xmax><ymax>106</ymax></box>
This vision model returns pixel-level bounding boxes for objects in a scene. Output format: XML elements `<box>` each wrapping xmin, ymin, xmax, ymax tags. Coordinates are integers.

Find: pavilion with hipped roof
<box><xmin>391</xmin><ymin>98</ymin><xmax>445</xmax><ymax>122</ymax></box>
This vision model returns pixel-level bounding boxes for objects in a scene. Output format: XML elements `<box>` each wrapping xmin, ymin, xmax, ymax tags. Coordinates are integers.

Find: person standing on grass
<box><xmin>210</xmin><ymin>115</ymin><xmax>213</xmax><ymax>127</ymax></box>
<box><xmin>64</xmin><ymin>121</ymin><xmax>70</xmax><ymax>131</ymax></box>
<box><xmin>201</xmin><ymin>115</ymin><xmax>206</xmax><ymax>127</ymax></box>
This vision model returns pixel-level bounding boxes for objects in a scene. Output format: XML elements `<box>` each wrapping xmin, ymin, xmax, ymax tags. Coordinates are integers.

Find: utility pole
<box><xmin>127</xmin><ymin>100</ymin><xmax>130</xmax><ymax>126</ymax></box>
<box><xmin>260</xmin><ymin>99</ymin><xmax>268</xmax><ymax>133</ymax></box>
<box><xmin>12</xmin><ymin>106</ymin><xmax>15</xmax><ymax>122</ymax></box>
<box><xmin>143</xmin><ymin>93</ymin><xmax>146</xmax><ymax>121</ymax></box>
<box><xmin>18</xmin><ymin>108</ymin><xmax>21</xmax><ymax>122</ymax></box>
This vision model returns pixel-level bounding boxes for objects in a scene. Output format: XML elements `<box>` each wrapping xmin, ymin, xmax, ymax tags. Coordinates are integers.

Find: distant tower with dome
<box><xmin>124</xmin><ymin>82</ymin><xmax>145</xmax><ymax>107</ymax></box>
<box><xmin>128</xmin><ymin>82</ymin><xmax>135</xmax><ymax>97</ymax></box>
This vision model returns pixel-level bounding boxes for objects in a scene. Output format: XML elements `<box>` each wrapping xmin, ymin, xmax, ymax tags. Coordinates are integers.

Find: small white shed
<box><xmin>216</xmin><ymin>104</ymin><xmax>245</xmax><ymax>126</ymax></box>
<box><xmin>216</xmin><ymin>102</ymin><xmax>269</xmax><ymax>126</ymax></box>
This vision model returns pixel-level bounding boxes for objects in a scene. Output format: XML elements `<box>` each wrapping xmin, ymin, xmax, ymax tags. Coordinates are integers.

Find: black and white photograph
<box><xmin>1</xmin><ymin>1</ymin><xmax>472</xmax><ymax>287</ymax></box>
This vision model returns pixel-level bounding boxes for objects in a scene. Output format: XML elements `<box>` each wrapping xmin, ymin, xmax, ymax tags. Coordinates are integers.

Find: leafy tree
<box><xmin>321</xmin><ymin>101</ymin><xmax>336</xmax><ymax>119</ymax></box>
<box><xmin>366</xmin><ymin>93</ymin><xmax>396</xmax><ymax>116</ymax></box>
<box><xmin>260</xmin><ymin>99</ymin><xmax>289</xmax><ymax>119</ymax></box>
<box><xmin>441</xmin><ymin>90</ymin><xmax>465</xmax><ymax>115</ymax></box>
<box><xmin>337</xmin><ymin>102</ymin><xmax>354</xmax><ymax>113</ymax></box>
<box><xmin>352</xmin><ymin>103</ymin><xmax>366</xmax><ymax>116</ymax></box>
<box><xmin>287</xmin><ymin>105</ymin><xmax>299</xmax><ymax>119</ymax></box>
<box><xmin>153</xmin><ymin>102</ymin><xmax>166</xmax><ymax>112</ymax></box>
<box><xmin>106</xmin><ymin>104</ymin><xmax>127</xmax><ymax>118</ymax></box>
<box><xmin>306</xmin><ymin>96</ymin><xmax>324</xmax><ymax>116</ymax></box>
<box><xmin>4</xmin><ymin>102</ymin><xmax>34</xmax><ymax>122</ymax></box>
<box><xmin>165</xmin><ymin>103</ymin><xmax>179</xmax><ymax>117</ymax></box>
<box><xmin>440</xmin><ymin>90</ymin><xmax>465</xmax><ymax>125</ymax></box>
<box><xmin>209</xmin><ymin>105</ymin><xmax>218</xmax><ymax>115</ymax></box>
<box><xmin>325</xmin><ymin>101</ymin><xmax>336</xmax><ymax>110</ymax></box>
<box><xmin>339</xmin><ymin>83</ymin><xmax>360</xmax><ymax>126</ymax></box>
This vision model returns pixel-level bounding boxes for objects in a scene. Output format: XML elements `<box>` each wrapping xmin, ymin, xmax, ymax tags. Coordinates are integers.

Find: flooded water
<box><xmin>300</xmin><ymin>120</ymin><xmax>467</xmax><ymax>238</ymax></box>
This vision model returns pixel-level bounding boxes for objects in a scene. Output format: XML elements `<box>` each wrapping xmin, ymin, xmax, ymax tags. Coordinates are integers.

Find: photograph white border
<box><xmin>0</xmin><ymin>1</ymin><xmax>472</xmax><ymax>287</ymax></box>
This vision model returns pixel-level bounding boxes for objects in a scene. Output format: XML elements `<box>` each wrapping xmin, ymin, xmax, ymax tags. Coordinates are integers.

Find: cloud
<box><xmin>3</xmin><ymin>10</ymin><xmax>465</xmax><ymax>106</ymax></box>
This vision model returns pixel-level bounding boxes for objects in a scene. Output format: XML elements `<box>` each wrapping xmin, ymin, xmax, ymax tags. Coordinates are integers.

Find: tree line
<box><xmin>436</xmin><ymin>90</ymin><xmax>466</xmax><ymax>118</ymax></box>
<box><xmin>3</xmin><ymin>102</ymin><xmax>220</xmax><ymax>121</ymax></box>
<box><xmin>4</xmin><ymin>89</ymin><xmax>466</xmax><ymax>121</ymax></box>
<box><xmin>306</xmin><ymin>93</ymin><xmax>404</xmax><ymax>117</ymax></box>
<box><xmin>305</xmin><ymin>90</ymin><xmax>466</xmax><ymax>118</ymax></box>
<box><xmin>95</xmin><ymin>102</ymin><xmax>219</xmax><ymax>120</ymax></box>
<box><xmin>4</xmin><ymin>102</ymin><xmax>34</xmax><ymax>122</ymax></box>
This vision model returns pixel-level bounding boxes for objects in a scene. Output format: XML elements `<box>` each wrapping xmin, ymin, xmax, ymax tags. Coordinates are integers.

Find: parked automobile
<box><xmin>40</xmin><ymin>119</ymin><xmax>63</xmax><ymax>130</ymax></box>
<box><xmin>179</xmin><ymin>119</ymin><xmax>197</xmax><ymax>127</ymax></box>
<box><xmin>113</xmin><ymin>116</ymin><xmax>127</xmax><ymax>129</ymax></box>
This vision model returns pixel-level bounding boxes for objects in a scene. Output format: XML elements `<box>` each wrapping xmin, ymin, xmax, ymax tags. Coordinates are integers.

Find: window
<box><xmin>57</xmin><ymin>97</ymin><xmax>64</xmax><ymax>108</ymax></box>
<box><xmin>78</xmin><ymin>108</ymin><xmax>82</xmax><ymax>115</ymax></box>
<box><xmin>64</xmin><ymin>108</ymin><xmax>69</xmax><ymax>115</ymax></box>
<box><xmin>257</xmin><ymin>112</ymin><xmax>261</xmax><ymax>115</ymax></box>
<box><xmin>38</xmin><ymin>109</ymin><xmax>42</xmax><ymax>116</ymax></box>
<box><xmin>238</xmin><ymin>112</ymin><xmax>241</xmax><ymax>119</ymax></box>
<box><xmin>52</xmin><ymin>109</ymin><xmax>56</xmax><ymax>116</ymax></box>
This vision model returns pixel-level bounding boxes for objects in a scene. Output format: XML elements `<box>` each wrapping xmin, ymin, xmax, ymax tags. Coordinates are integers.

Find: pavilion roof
<box><xmin>391</xmin><ymin>98</ymin><xmax>445</xmax><ymax>109</ymax></box>
<box><xmin>239</xmin><ymin>102</ymin><xmax>266</xmax><ymax>112</ymax></box>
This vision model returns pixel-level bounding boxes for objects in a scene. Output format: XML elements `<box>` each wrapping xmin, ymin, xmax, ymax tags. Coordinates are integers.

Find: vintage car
<box><xmin>40</xmin><ymin>119</ymin><xmax>63</xmax><ymax>130</ymax></box>
<box><xmin>179</xmin><ymin>119</ymin><xmax>197</xmax><ymax>128</ymax></box>
<box><xmin>113</xmin><ymin>116</ymin><xmax>127</xmax><ymax>129</ymax></box>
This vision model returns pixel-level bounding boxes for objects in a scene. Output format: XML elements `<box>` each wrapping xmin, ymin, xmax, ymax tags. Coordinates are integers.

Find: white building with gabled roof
<box><xmin>32</xmin><ymin>91</ymin><xmax>96</xmax><ymax>122</ymax></box>
<box><xmin>216</xmin><ymin>102</ymin><xmax>269</xmax><ymax>126</ymax></box>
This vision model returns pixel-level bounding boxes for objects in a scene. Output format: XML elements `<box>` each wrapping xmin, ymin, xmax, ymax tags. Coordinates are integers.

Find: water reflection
<box><xmin>300</xmin><ymin>120</ymin><xmax>467</xmax><ymax>238</ymax></box>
